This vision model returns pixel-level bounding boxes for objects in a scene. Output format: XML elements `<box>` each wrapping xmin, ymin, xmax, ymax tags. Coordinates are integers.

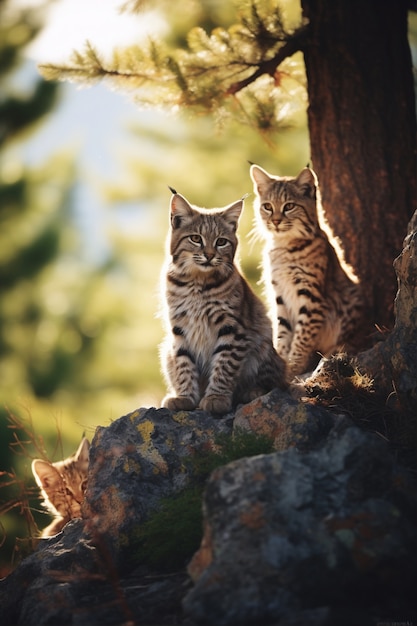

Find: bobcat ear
<box><xmin>32</xmin><ymin>459</ymin><xmax>61</xmax><ymax>490</ymax></box>
<box><xmin>170</xmin><ymin>193</ymin><xmax>194</xmax><ymax>229</ymax></box>
<box><xmin>223</xmin><ymin>199</ymin><xmax>243</xmax><ymax>230</ymax></box>
<box><xmin>75</xmin><ymin>438</ymin><xmax>90</xmax><ymax>464</ymax></box>
<box><xmin>295</xmin><ymin>168</ymin><xmax>317</xmax><ymax>198</ymax></box>
<box><xmin>249</xmin><ymin>164</ymin><xmax>272</xmax><ymax>191</ymax></box>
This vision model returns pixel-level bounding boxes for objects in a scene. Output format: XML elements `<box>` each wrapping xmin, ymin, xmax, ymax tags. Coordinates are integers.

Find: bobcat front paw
<box><xmin>163</xmin><ymin>396</ymin><xmax>197</xmax><ymax>411</ymax></box>
<box><xmin>199</xmin><ymin>394</ymin><xmax>232</xmax><ymax>416</ymax></box>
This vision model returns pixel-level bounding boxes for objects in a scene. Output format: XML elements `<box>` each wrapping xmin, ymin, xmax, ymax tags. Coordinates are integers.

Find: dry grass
<box><xmin>0</xmin><ymin>407</ymin><xmax>65</xmax><ymax>575</ymax></box>
<box><xmin>300</xmin><ymin>353</ymin><xmax>417</xmax><ymax>469</ymax></box>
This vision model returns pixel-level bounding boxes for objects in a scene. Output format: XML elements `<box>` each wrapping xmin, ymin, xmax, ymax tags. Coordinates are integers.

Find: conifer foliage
<box><xmin>39</xmin><ymin>0</ymin><xmax>306</xmax><ymax>130</ymax></box>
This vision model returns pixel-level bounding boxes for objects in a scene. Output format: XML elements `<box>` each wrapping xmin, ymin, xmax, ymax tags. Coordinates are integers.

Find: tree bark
<box><xmin>301</xmin><ymin>0</ymin><xmax>416</xmax><ymax>340</ymax></box>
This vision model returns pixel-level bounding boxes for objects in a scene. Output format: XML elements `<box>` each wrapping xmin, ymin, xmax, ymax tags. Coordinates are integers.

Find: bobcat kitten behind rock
<box><xmin>250</xmin><ymin>164</ymin><xmax>363</xmax><ymax>380</ymax></box>
<box><xmin>32</xmin><ymin>437</ymin><xmax>90</xmax><ymax>537</ymax></box>
<box><xmin>160</xmin><ymin>191</ymin><xmax>286</xmax><ymax>416</ymax></box>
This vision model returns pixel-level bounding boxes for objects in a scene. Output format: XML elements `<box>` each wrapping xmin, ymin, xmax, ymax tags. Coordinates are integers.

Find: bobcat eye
<box><xmin>282</xmin><ymin>202</ymin><xmax>297</xmax><ymax>213</ymax></box>
<box><xmin>189</xmin><ymin>234</ymin><xmax>202</xmax><ymax>246</ymax></box>
<box><xmin>262</xmin><ymin>202</ymin><xmax>273</xmax><ymax>214</ymax></box>
<box><xmin>216</xmin><ymin>237</ymin><xmax>229</xmax><ymax>248</ymax></box>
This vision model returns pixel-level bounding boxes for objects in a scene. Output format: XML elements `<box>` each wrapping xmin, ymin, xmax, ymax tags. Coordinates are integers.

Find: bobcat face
<box><xmin>32</xmin><ymin>437</ymin><xmax>90</xmax><ymax>536</ymax></box>
<box><xmin>260</xmin><ymin>198</ymin><xmax>311</xmax><ymax>236</ymax></box>
<box><xmin>169</xmin><ymin>192</ymin><xmax>241</xmax><ymax>280</ymax></box>
<box><xmin>251</xmin><ymin>165</ymin><xmax>319</xmax><ymax>240</ymax></box>
<box><xmin>186</xmin><ymin>232</ymin><xmax>234</xmax><ymax>272</ymax></box>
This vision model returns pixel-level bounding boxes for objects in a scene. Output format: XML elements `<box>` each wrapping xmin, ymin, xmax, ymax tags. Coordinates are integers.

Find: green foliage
<box><xmin>131</xmin><ymin>485</ymin><xmax>203</xmax><ymax>571</ymax></box>
<box><xmin>130</xmin><ymin>428</ymin><xmax>274</xmax><ymax>571</ymax></box>
<box><xmin>0</xmin><ymin>4</ymin><xmax>167</xmax><ymax>428</ymax></box>
<box><xmin>0</xmin><ymin>2</ymin><xmax>122</xmax><ymax>573</ymax></box>
<box><xmin>0</xmin><ymin>5</ymin><xmax>59</xmax><ymax>145</ymax></box>
<box><xmin>0</xmin><ymin>81</ymin><xmax>58</xmax><ymax>145</ymax></box>
<box><xmin>186</xmin><ymin>427</ymin><xmax>275</xmax><ymax>482</ymax></box>
<box><xmin>0</xmin><ymin>3</ymin><xmax>78</xmax><ymax>420</ymax></box>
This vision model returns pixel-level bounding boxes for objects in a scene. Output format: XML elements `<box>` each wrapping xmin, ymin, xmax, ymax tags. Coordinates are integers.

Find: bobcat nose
<box><xmin>272</xmin><ymin>219</ymin><xmax>281</xmax><ymax>229</ymax></box>
<box><xmin>205</xmin><ymin>253</ymin><xmax>215</xmax><ymax>262</ymax></box>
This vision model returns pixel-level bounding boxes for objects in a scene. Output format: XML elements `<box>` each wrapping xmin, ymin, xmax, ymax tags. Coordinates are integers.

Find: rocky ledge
<box><xmin>0</xmin><ymin>394</ymin><xmax>415</xmax><ymax>626</ymax></box>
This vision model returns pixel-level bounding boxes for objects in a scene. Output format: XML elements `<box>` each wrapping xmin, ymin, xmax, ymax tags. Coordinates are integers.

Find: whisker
<box><xmin>247</xmin><ymin>223</ymin><xmax>263</xmax><ymax>252</ymax></box>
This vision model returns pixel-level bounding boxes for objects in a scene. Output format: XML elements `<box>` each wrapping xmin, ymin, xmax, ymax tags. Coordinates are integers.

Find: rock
<box><xmin>233</xmin><ymin>387</ymin><xmax>335</xmax><ymax>451</ymax></box>
<box><xmin>1</xmin><ymin>517</ymin><xmax>190</xmax><ymax>626</ymax></box>
<box><xmin>389</xmin><ymin>216</ymin><xmax>417</xmax><ymax>412</ymax></box>
<box><xmin>0</xmin><ymin>369</ymin><xmax>416</xmax><ymax>623</ymax></box>
<box><xmin>0</xmin><ymin>521</ymin><xmax>95</xmax><ymax>626</ymax></box>
<box><xmin>83</xmin><ymin>406</ymin><xmax>232</xmax><ymax>566</ymax></box>
<box><xmin>306</xmin><ymin>209</ymin><xmax>417</xmax><ymax>419</ymax></box>
<box><xmin>0</xmin><ymin>407</ymin><xmax>232</xmax><ymax>625</ymax></box>
<box><xmin>184</xmin><ymin>423</ymin><xmax>417</xmax><ymax>625</ymax></box>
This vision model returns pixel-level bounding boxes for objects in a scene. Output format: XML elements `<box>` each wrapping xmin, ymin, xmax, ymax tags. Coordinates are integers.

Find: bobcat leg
<box><xmin>200</xmin><ymin>339</ymin><xmax>248</xmax><ymax>415</ymax></box>
<box><xmin>287</xmin><ymin>311</ymin><xmax>326</xmax><ymax>379</ymax></box>
<box><xmin>275</xmin><ymin>300</ymin><xmax>292</xmax><ymax>359</ymax></box>
<box><xmin>163</xmin><ymin>347</ymin><xmax>200</xmax><ymax>410</ymax></box>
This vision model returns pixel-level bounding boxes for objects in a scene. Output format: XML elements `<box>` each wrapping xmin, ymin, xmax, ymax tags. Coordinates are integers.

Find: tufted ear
<box><xmin>75</xmin><ymin>438</ymin><xmax>90</xmax><ymax>464</ymax></box>
<box><xmin>294</xmin><ymin>167</ymin><xmax>317</xmax><ymax>198</ymax></box>
<box><xmin>222</xmin><ymin>198</ymin><xmax>243</xmax><ymax>231</ymax></box>
<box><xmin>32</xmin><ymin>459</ymin><xmax>61</xmax><ymax>490</ymax></box>
<box><xmin>250</xmin><ymin>164</ymin><xmax>273</xmax><ymax>192</ymax></box>
<box><xmin>170</xmin><ymin>192</ymin><xmax>195</xmax><ymax>229</ymax></box>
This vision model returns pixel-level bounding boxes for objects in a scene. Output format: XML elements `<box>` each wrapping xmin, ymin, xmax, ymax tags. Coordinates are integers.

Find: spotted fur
<box><xmin>32</xmin><ymin>437</ymin><xmax>90</xmax><ymax>537</ymax></box>
<box><xmin>160</xmin><ymin>191</ymin><xmax>286</xmax><ymax>415</ymax></box>
<box><xmin>250</xmin><ymin>164</ymin><xmax>363</xmax><ymax>381</ymax></box>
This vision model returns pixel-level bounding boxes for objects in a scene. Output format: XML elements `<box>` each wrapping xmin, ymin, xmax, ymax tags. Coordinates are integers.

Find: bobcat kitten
<box><xmin>32</xmin><ymin>437</ymin><xmax>90</xmax><ymax>537</ymax></box>
<box><xmin>250</xmin><ymin>164</ymin><xmax>363</xmax><ymax>380</ymax></box>
<box><xmin>160</xmin><ymin>190</ymin><xmax>286</xmax><ymax>416</ymax></box>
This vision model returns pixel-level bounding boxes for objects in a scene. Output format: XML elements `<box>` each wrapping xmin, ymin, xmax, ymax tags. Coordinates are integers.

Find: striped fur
<box><xmin>160</xmin><ymin>192</ymin><xmax>286</xmax><ymax>415</ymax></box>
<box><xmin>32</xmin><ymin>437</ymin><xmax>90</xmax><ymax>537</ymax></box>
<box><xmin>250</xmin><ymin>165</ymin><xmax>363</xmax><ymax>381</ymax></box>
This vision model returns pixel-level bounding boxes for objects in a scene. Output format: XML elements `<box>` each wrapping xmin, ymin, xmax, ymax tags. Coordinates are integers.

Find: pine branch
<box><xmin>227</xmin><ymin>26</ymin><xmax>308</xmax><ymax>95</ymax></box>
<box><xmin>39</xmin><ymin>41</ymin><xmax>114</xmax><ymax>84</ymax></box>
<box><xmin>39</xmin><ymin>40</ymin><xmax>178</xmax><ymax>91</ymax></box>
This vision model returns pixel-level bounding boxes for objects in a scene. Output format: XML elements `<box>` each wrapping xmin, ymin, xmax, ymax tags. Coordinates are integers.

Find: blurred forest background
<box><xmin>0</xmin><ymin>0</ymin><xmax>416</xmax><ymax>574</ymax></box>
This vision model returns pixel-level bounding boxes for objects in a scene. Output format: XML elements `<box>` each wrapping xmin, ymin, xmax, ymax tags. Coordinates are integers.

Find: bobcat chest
<box><xmin>171</xmin><ymin>289</ymin><xmax>225</xmax><ymax>364</ymax></box>
<box><xmin>269</xmin><ymin>244</ymin><xmax>325</xmax><ymax>316</ymax></box>
<box><xmin>187</xmin><ymin>302</ymin><xmax>215</xmax><ymax>357</ymax></box>
<box><xmin>281</xmin><ymin>281</ymin><xmax>304</xmax><ymax>324</ymax></box>
<box><xmin>274</xmin><ymin>264</ymin><xmax>313</xmax><ymax>320</ymax></box>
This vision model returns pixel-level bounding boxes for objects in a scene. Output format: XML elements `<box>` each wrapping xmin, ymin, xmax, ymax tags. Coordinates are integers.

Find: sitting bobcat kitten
<box><xmin>160</xmin><ymin>190</ymin><xmax>286</xmax><ymax>416</ymax></box>
<box><xmin>32</xmin><ymin>437</ymin><xmax>90</xmax><ymax>537</ymax></box>
<box><xmin>250</xmin><ymin>164</ymin><xmax>363</xmax><ymax>380</ymax></box>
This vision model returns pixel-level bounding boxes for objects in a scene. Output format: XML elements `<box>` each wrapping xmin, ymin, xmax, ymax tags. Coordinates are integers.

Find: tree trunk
<box><xmin>301</xmin><ymin>0</ymin><xmax>416</xmax><ymax>340</ymax></box>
